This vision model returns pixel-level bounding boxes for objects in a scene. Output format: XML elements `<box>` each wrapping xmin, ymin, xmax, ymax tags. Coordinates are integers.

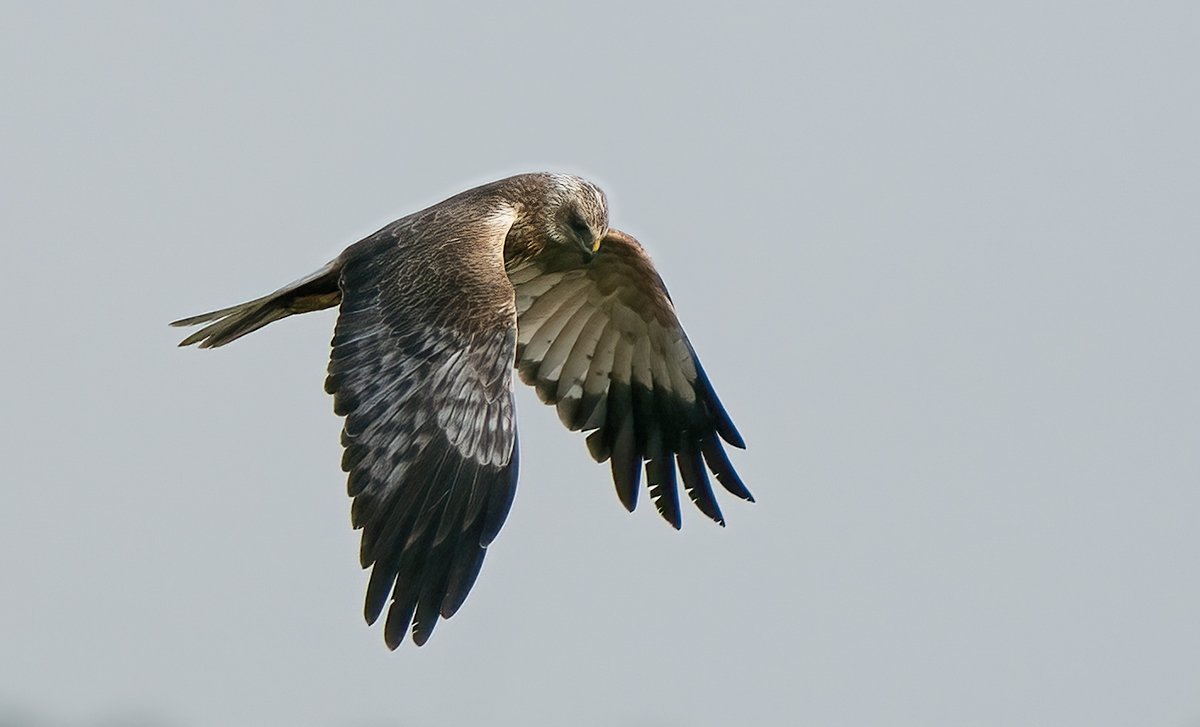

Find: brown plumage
<box><xmin>172</xmin><ymin>172</ymin><xmax>750</xmax><ymax>648</ymax></box>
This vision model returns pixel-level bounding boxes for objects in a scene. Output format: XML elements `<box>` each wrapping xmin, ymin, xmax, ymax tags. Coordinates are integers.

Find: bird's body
<box><xmin>174</xmin><ymin>173</ymin><xmax>750</xmax><ymax>647</ymax></box>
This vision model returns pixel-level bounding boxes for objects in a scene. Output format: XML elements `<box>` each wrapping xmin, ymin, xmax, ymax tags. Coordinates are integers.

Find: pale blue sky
<box><xmin>1</xmin><ymin>3</ymin><xmax>1198</xmax><ymax>726</ymax></box>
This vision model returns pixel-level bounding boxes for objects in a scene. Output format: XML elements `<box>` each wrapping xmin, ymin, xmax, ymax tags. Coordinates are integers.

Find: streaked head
<box><xmin>544</xmin><ymin>174</ymin><xmax>609</xmax><ymax>261</ymax></box>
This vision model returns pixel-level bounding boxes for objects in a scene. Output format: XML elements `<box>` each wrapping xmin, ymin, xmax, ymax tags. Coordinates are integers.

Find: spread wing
<box><xmin>326</xmin><ymin>218</ymin><xmax>519</xmax><ymax>648</ymax></box>
<box><xmin>509</xmin><ymin>229</ymin><xmax>751</xmax><ymax>529</ymax></box>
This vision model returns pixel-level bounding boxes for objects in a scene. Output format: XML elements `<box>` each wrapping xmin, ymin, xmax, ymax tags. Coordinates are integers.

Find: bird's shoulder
<box><xmin>336</xmin><ymin>195</ymin><xmax>524</xmax><ymax>330</ymax></box>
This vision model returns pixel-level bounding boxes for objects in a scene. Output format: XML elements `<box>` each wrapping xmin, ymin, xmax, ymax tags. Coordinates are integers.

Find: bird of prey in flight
<box><xmin>173</xmin><ymin>173</ymin><xmax>751</xmax><ymax>648</ymax></box>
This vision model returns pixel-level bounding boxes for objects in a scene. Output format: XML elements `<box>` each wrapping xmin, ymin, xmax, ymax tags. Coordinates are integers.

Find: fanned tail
<box><xmin>171</xmin><ymin>260</ymin><xmax>343</xmax><ymax>348</ymax></box>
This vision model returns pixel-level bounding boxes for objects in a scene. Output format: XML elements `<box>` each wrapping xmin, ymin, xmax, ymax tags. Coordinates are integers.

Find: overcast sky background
<box><xmin>2</xmin><ymin>2</ymin><xmax>1198</xmax><ymax>726</ymax></box>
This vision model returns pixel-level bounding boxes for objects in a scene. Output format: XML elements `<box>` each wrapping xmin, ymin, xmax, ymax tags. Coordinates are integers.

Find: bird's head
<box><xmin>544</xmin><ymin>174</ymin><xmax>609</xmax><ymax>262</ymax></box>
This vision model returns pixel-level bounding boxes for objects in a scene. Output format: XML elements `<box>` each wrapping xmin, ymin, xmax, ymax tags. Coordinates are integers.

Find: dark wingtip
<box><xmin>383</xmin><ymin>628</ymin><xmax>403</xmax><ymax>651</ymax></box>
<box><xmin>615</xmin><ymin>477</ymin><xmax>638</xmax><ymax>512</ymax></box>
<box><xmin>692</xmin><ymin>359</ymin><xmax>746</xmax><ymax>449</ymax></box>
<box><xmin>363</xmin><ymin>569</ymin><xmax>390</xmax><ymax>626</ymax></box>
<box><xmin>645</xmin><ymin>447</ymin><xmax>682</xmax><ymax>529</ymax></box>
<box><xmin>700</xmin><ymin>433</ymin><xmax>753</xmax><ymax>502</ymax></box>
<box><xmin>676</xmin><ymin>444</ymin><xmax>726</xmax><ymax>526</ymax></box>
<box><xmin>586</xmin><ymin>429</ymin><xmax>611</xmax><ymax>462</ymax></box>
<box><xmin>720</xmin><ymin>423</ymin><xmax>747</xmax><ymax>450</ymax></box>
<box><xmin>382</xmin><ymin>613</ymin><xmax>404</xmax><ymax>650</ymax></box>
<box><xmin>412</xmin><ymin>620</ymin><xmax>436</xmax><ymax>647</ymax></box>
<box><xmin>610</xmin><ymin>414</ymin><xmax>640</xmax><ymax>512</ymax></box>
<box><xmin>382</xmin><ymin>594</ymin><xmax>417</xmax><ymax>650</ymax></box>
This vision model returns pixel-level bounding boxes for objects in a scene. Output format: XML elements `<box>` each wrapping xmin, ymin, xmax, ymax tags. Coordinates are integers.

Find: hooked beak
<box><xmin>581</xmin><ymin>230</ymin><xmax>605</xmax><ymax>262</ymax></box>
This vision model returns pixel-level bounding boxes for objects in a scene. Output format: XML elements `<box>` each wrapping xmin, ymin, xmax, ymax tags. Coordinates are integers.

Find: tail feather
<box><xmin>172</xmin><ymin>259</ymin><xmax>343</xmax><ymax>348</ymax></box>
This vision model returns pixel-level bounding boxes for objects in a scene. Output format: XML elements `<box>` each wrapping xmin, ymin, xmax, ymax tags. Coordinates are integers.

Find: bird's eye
<box><xmin>569</xmin><ymin>218</ymin><xmax>590</xmax><ymax>239</ymax></box>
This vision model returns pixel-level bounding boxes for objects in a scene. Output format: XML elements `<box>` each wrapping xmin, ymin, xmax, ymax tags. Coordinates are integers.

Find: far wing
<box><xmin>509</xmin><ymin>229</ymin><xmax>751</xmax><ymax>529</ymax></box>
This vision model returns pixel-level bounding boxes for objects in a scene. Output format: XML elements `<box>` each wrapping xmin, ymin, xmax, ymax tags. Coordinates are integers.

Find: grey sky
<box><xmin>2</xmin><ymin>2</ymin><xmax>1198</xmax><ymax>726</ymax></box>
